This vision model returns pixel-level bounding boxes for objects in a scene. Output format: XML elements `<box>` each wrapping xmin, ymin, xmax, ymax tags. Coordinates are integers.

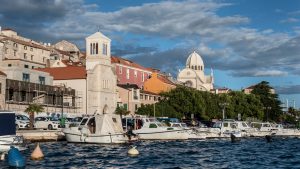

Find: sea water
<box><xmin>1</xmin><ymin>137</ymin><xmax>300</xmax><ymax>168</ymax></box>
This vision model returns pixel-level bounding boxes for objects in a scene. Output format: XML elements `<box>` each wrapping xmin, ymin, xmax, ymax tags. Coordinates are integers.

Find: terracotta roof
<box><xmin>0</xmin><ymin>35</ymin><xmax>50</xmax><ymax>51</ymax></box>
<box><xmin>157</xmin><ymin>74</ymin><xmax>175</xmax><ymax>86</ymax></box>
<box><xmin>36</xmin><ymin>67</ymin><xmax>86</xmax><ymax>80</ymax></box>
<box><xmin>117</xmin><ymin>84</ymin><xmax>139</xmax><ymax>89</ymax></box>
<box><xmin>141</xmin><ymin>90</ymin><xmax>159</xmax><ymax>96</ymax></box>
<box><xmin>0</xmin><ymin>70</ymin><xmax>7</xmax><ymax>76</ymax></box>
<box><xmin>111</xmin><ymin>56</ymin><xmax>153</xmax><ymax>72</ymax></box>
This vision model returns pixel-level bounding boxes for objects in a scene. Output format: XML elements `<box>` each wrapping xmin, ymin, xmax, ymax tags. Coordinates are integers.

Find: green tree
<box><xmin>115</xmin><ymin>106</ymin><xmax>130</xmax><ymax>119</ymax></box>
<box><xmin>251</xmin><ymin>81</ymin><xmax>282</xmax><ymax>122</ymax></box>
<box><xmin>25</xmin><ymin>103</ymin><xmax>44</xmax><ymax>129</ymax></box>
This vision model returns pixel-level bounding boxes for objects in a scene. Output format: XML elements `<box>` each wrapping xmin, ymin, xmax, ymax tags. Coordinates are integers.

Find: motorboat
<box><xmin>271</xmin><ymin>124</ymin><xmax>300</xmax><ymax>136</ymax></box>
<box><xmin>197</xmin><ymin>120</ymin><xmax>242</xmax><ymax>138</ymax></box>
<box><xmin>63</xmin><ymin>114</ymin><xmax>128</xmax><ymax>144</ymax></box>
<box><xmin>169</xmin><ymin>122</ymin><xmax>206</xmax><ymax>139</ymax></box>
<box><xmin>248</xmin><ymin>122</ymin><xmax>276</xmax><ymax>137</ymax></box>
<box><xmin>0</xmin><ymin>111</ymin><xmax>26</xmax><ymax>152</ymax></box>
<box><xmin>124</xmin><ymin>117</ymin><xmax>189</xmax><ymax>140</ymax></box>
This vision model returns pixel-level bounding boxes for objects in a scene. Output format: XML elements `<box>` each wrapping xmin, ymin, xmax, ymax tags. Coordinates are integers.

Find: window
<box><xmin>30</xmin><ymin>48</ymin><xmax>33</xmax><ymax>51</ymax></box>
<box><xmin>133</xmin><ymin>90</ymin><xmax>138</xmax><ymax>100</ymax></box>
<box><xmin>149</xmin><ymin>96</ymin><xmax>152</xmax><ymax>100</ymax></box>
<box><xmin>126</xmin><ymin>69</ymin><xmax>130</xmax><ymax>79</ymax></box>
<box><xmin>154</xmin><ymin>97</ymin><xmax>157</xmax><ymax>101</ymax></box>
<box><xmin>8</xmin><ymin>64</ymin><xmax>12</xmax><ymax>67</ymax></box>
<box><xmin>90</xmin><ymin>43</ymin><xmax>98</xmax><ymax>55</ymax></box>
<box><xmin>24</xmin><ymin>65</ymin><xmax>29</xmax><ymax>68</ymax></box>
<box><xmin>32</xmin><ymin>66</ymin><xmax>34</xmax><ymax>69</ymax></box>
<box><xmin>43</xmin><ymin>57</ymin><xmax>46</xmax><ymax>63</ymax></box>
<box><xmin>22</xmin><ymin>73</ymin><xmax>30</xmax><ymax>82</ymax></box>
<box><xmin>39</xmin><ymin>76</ymin><xmax>45</xmax><ymax>85</ymax></box>
<box><xmin>24</xmin><ymin>53</ymin><xmax>27</xmax><ymax>59</ymax></box>
<box><xmin>13</xmin><ymin>43</ymin><xmax>17</xmax><ymax>48</ymax></box>
<box><xmin>223</xmin><ymin>123</ymin><xmax>228</xmax><ymax>127</ymax></box>
<box><xmin>31</xmin><ymin>55</ymin><xmax>33</xmax><ymax>60</ymax></box>
<box><xmin>119</xmin><ymin>66</ymin><xmax>122</xmax><ymax>74</ymax></box>
<box><xmin>14</xmin><ymin>50</ymin><xmax>16</xmax><ymax>56</ymax></box>
<box><xmin>145</xmin><ymin>95</ymin><xmax>148</xmax><ymax>100</ymax></box>
<box><xmin>24</xmin><ymin>46</ymin><xmax>27</xmax><ymax>50</ymax></box>
<box><xmin>134</xmin><ymin>70</ymin><xmax>137</xmax><ymax>78</ymax></box>
<box><xmin>149</xmin><ymin>123</ymin><xmax>157</xmax><ymax>128</ymax></box>
<box><xmin>142</xmin><ymin>73</ymin><xmax>145</xmax><ymax>82</ymax></box>
<box><xmin>140</xmin><ymin>94</ymin><xmax>143</xmax><ymax>100</ymax></box>
<box><xmin>103</xmin><ymin>43</ymin><xmax>107</xmax><ymax>55</ymax></box>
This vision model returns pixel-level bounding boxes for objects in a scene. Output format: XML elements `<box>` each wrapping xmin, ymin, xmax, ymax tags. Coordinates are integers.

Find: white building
<box><xmin>86</xmin><ymin>32</ymin><xmax>117</xmax><ymax>114</ymax></box>
<box><xmin>177</xmin><ymin>51</ymin><xmax>214</xmax><ymax>91</ymax></box>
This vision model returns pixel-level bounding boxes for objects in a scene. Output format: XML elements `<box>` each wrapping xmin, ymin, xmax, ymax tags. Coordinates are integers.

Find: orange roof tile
<box><xmin>157</xmin><ymin>74</ymin><xmax>175</xmax><ymax>86</ymax></box>
<box><xmin>36</xmin><ymin>67</ymin><xmax>86</xmax><ymax>80</ymax></box>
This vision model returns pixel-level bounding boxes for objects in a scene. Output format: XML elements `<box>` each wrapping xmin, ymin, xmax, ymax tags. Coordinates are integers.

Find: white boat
<box><xmin>197</xmin><ymin>120</ymin><xmax>242</xmax><ymax>138</ymax></box>
<box><xmin>0</xmin><ymin>111</ymin><xmax>26</xmax><ymax>152</ymax></box>
<box><xmin>248</xmin><ymin>122</ymin><xmax>276</xmax><ymax>137</ymax></box>
<box><xmin>125</xmin><ymin>117</ymin><xmax>189</xmax><ymax>140</ymax></box>
<box><xmin>272</xmin><ymin>124</ymin><xmax>300</xmax><ymax>136</ymax></box>
<box><xmin>169</xmin><ymin>122</ymin><xmax>206</xmax><ymax>139</ymax></box>
<box><xmin>63</xmin><ymin>114</ymin><xmax>128</xmax><ymax>144</ymax></box>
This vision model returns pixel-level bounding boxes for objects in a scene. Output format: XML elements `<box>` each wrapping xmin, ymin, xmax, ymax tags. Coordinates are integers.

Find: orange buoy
<box><xmin>30</xmin><ymin>143</ymin><xmax>44</xmax><ymax>160</ymax></box>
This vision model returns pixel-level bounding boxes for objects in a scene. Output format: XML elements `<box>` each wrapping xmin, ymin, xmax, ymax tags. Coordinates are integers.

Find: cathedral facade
<box><xmin>177</xmin><ymin>51</ymin><xmax>214</xmax><ymax>91</ymax></box>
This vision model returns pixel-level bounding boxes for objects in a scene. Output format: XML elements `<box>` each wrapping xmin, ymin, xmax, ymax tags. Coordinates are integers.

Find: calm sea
<box><xmin>1</xmin><ymin>137</ymin><xmax>300</xmax><ymax>168</ymax></box>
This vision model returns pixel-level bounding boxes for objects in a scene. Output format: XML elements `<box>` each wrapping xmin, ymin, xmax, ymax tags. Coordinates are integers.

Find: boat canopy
<box><xmin>0</xmin><ymin>111</ymin><xmax>16</xmax><ymax>136</ymax></box>
<box><xmin>95</xmin><ymin>114</ymin><xmax>123</xmax><ymax>135</ymax></box>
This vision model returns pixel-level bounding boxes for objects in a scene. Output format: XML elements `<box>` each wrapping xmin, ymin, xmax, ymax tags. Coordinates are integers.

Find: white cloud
<box><xmin>280</xmin><ymin>18</ymin><xmax>299</xmax><ymax>23</ymax></box>
<box><xmin>254</xmin><ymin>70</ymin><xmax>288</xmax><ymax>77</ymax></box>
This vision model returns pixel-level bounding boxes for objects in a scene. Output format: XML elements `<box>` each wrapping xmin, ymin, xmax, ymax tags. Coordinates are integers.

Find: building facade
<box><xmin>0</xmin><ymin>71</ymin><xmax>6</xmax><ymax>110</ymax></box>
<box><xmin>86</xmin><ymin>31</ymin><xmax>117</xmax><ymax>114</ymax></box>
<box><xmin>112</xmin><ymin>56</ymin><xmax>153</xmax><ymax>89</ymax></box>
<box><xmin>144</xmin><ymin>72</ymin><xmax>176</xmax><ymax>94</ymax></box>
<box><xmin>177</xmin><ymin>51</ymin><xmax>214</xmax><ymax>91</ymax></box>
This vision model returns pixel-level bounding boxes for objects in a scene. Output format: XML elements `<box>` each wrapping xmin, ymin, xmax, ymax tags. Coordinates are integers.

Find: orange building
<box><xmin>143</xmin><ymin>72</ymin><xmax>176</xmax><ymax>94</ymax></box>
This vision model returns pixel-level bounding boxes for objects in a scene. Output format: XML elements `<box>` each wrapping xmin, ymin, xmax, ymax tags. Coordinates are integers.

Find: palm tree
<box><xmin>115</xmin><ymin>106</ymin><xmax>130</xmax><ymax>119</ymax></box>
<box><xmin>25</xmin><ymin>103</ymin><xmax>44</xmax><ymax>129</ymax></box>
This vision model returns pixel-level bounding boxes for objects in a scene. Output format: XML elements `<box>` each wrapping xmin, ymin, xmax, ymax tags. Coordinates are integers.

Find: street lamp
<box><xmin>219</xmin><ymin>102</ymin><xmax>229</xmax><ymax>120</ymax></box>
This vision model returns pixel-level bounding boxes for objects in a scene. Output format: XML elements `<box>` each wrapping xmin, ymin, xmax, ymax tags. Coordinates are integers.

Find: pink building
<box><xmin>111</xmin><ymin>56</ymin><xmax>154</xmax><ymax>89</ymax></box>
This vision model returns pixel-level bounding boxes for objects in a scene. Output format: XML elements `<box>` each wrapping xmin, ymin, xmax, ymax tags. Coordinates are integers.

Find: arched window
<box><xmin>198</xmin><ymin>66</ymin><xmax>200</xmax><ymax>70</ymax></box>
<box><xmin>191</xmin><ymin>66</ymin><xmax>194</xmax><ymax>69</ymax></box>
<box><xmin>195</xmin><ymin>66</ymin><xmax>197</xmax><ymax>70</ymax></box>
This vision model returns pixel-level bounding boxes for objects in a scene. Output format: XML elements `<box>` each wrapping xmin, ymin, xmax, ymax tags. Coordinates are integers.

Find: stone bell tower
<box><xmin>86</xmin><ymin>31</ymin><xmax>117</xmax><ymax>114</ymax></box>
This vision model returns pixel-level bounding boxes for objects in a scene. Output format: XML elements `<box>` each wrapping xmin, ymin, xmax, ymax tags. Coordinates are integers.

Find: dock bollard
<box><xmin>128</xmin><ymin>146</ymin><xmax>139</xmax><ymax>156</ymax></box>
<box><xmin>31</xmin><ymin>143</ymin><xmax>44</xmax><ymax>160</ymax></box>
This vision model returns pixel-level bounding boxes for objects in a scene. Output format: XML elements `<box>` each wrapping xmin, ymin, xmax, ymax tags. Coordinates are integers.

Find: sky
<box><xmin>0</xmin><ymin>0</ymin><xmax>300</xmax><ymax>108</ymax></box>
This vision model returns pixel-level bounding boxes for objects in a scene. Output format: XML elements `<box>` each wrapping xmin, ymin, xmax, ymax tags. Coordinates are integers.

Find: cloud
<box><xmin>276</xmin><ymin>85</ymin><xmax>300</xmax><ymax>95</ymax></box>
<box><xmin>0</xmin><ymin>0</ymin><xmax>299</xmax><ymax>78</ymax></box>
<box><xmin>280</xmin><ymin>18</ymin><xmax>299</xmax><ymax>23</ymax></box>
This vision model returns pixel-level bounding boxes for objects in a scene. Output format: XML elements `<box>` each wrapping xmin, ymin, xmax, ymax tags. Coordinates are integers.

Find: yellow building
<box><xmin>143</xmin><ymin>72</ymin><xmax>176</xmax><ymax>94</ymax></box>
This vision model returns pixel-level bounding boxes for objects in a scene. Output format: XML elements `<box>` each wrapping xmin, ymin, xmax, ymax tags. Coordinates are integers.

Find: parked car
<box><xmin>68</xmin><ymin>117</ymin><xmax>83</xmax><ymax>127</ymax></box>
<box><xmin>34</xmin><ymin>117</ymin><xmax>60</xmax><ymax>130</ymax></box>
<box><xmin>15</xmin><ymin>114</ymin><xmax>30</xmax><ymax>130</ymax></box>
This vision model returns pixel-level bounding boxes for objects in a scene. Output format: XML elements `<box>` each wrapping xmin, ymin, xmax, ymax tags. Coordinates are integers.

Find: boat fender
<box><xmin>31</xmin><ymin>143</ymin><xmax>44</xmax><ymax>160</ymax></box>
<box><xmin>7</xmin><ymin>146</ymin><xmax>26</xmax><ymax>168</ymax></box>
<box><xmin>1</xmin><ymin>153</ymin><xmax>5</xmax><ymax>161</ymax></box>
<box><xmin>128</xmin><ymin>146</ymin><xmax>139</xmax><ymax>156</ymax></box>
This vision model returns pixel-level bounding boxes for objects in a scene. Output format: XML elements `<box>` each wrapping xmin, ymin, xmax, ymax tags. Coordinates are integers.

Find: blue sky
<box><xmin>0</xmin><ymin>0</ymin><xmax>300</xmax><ymax>108</ymax></box>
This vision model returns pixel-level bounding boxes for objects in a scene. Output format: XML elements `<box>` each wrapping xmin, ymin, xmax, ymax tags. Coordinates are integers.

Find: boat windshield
<box><xmin>242</xmin><ymin>122</ymin><xmax>248</xmax><ymax>127</ymax></box>
<box><xmin>171</xmin><ymin>123</ymin><xmax>181</xmax><ymax>127</ymax></box>
<box><xmin>80</xmin><ymin>118</ymin><xmax>88</xmax><ymax>125</ymax></box>
<box><xmin>181</xmin><ymin>123</ymin><xmax>188</xmax><ymax>128</ymax></box>
<box><xmin>262</xmin><ymin>123</ymin><xmax>271</xmax><ymax>127</ymax></box>
<box><xmin>213</xmin><ymin>122</ymin><xmax>222</xmax><ymax>128</ymax></box>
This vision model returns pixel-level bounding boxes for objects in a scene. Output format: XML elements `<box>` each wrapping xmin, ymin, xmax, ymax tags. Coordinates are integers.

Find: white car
<box><xmin>15</xmin><ymin>114</ymin><xmax>30</xmax><ymax>130</ymax></box>
<box><xmin>34</xmin><ymin>117</ymin><xmax>60</xmax><ymax>130</ymax></box>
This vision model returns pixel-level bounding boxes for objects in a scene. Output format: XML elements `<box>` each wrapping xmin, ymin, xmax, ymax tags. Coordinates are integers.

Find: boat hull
<box><xmin>134</xmin><ymin>129</ymin><xmax>189</xmax><ymax>140</ymax></box>
<box><xmin>64</xmin><ymin>128</ymin><xmax>128</xmax><ymax>144</ymax></box>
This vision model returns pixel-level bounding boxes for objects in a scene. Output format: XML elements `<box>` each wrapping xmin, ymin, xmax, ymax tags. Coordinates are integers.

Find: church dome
<box><xmin>185</xmin><ymin>51</ymin><xmax>204</xmax><ymax>71</ymax></box>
